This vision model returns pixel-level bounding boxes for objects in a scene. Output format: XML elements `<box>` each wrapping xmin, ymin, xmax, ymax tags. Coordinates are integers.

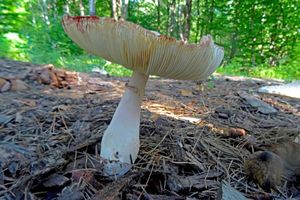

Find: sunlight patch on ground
<box><xmin>143</xmin><ymin>102</ymin><xmax>202</xmax><ymax>124</ymax></box>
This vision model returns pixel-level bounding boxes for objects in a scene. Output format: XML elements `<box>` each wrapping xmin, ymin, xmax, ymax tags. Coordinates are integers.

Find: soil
<box><xmin>0</xmin><ymin>59</ymin><xmax>299</xmax><ymax>199</ymax></box>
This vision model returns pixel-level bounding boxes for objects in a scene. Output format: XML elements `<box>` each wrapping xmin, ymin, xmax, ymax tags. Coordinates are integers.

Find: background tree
<box><xmin>0</xmin><ymin>0</ymin><xmax>299</xmax><ymax>80</ymax></box>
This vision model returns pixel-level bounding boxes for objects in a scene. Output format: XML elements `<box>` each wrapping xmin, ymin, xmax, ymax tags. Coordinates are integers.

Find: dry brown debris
<box><xmin>30</xmin><ymin>64</ymin><xmax>79</xmax><ymax>88</ymax></box>
<box><xmin>0</xmin><ymin>59</ymin><xmax>299</xmax><ymax>199</ymax></box>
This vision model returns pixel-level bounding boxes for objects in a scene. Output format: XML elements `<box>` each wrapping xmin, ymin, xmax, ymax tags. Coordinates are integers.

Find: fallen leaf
<box><xmin>71</xmin><ymin>169</ymin><xmax>102</xmax><ymax>190</ymax></box>
<box><xmin>38</xmin><ymin>68</ymin><xmax>52</xmax><ymax>84</ymax></box>
<box><xmin>49</xmin><ymin>70</ymin><xmax>60</xmax><ymax>88</ymax></box>
<box><xmin>180</xmin><ymin>89</ymin><xmax>193</xmax><ymax>97</ymax></box>
<box><xmin>10</xmin><ymin>79</ymin><xmax>29</xmax><ymax>91</ymax></box>
<box><xmin>0</xmin><ymin>78</ymin><xmax>11</xmax><ymax>92</ymax></box>
<box><xmin>54</xmin><ymin>69</ymin><xmax>67</xmax><ymax>78</ymax></box>
<box><xmin>72</xmin><ymin>170</ymin><xmax>95</xmax><ymax>184</ymax></box>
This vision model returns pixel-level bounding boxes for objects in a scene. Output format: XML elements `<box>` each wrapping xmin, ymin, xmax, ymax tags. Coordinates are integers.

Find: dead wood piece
<box><xmin>43</xmin><ymin>174</ymin><xmax>69</xmax><ymax>188</ymax></box>
<box><xmin>58</xmin><ymin>183</ymin><xmax>84</xmax><ymax>200</ymax></box>
<box><xmin>32</xmin><ymin>67</ymin><xmax>52</xmax><ymax>84</ymax></box>
<box><xmin>92</xmin><ymin>174</ymin><xmax>137</xmax><ymax>200</ymax></box>
<box><xmin>6</xmin><ymin>153</ymin><xmax>68</xmax><ymax>197</ymax></box>
<box><xmin>71</xmin><ymin>169</ymin><xmax>102</xmax><ymax>190</ymax></box>
<box><xmin>238</xmin><ymin>91</ymin><xmax>277</xmax><ymax>114</ymax></box>
<box><xmin>167</xmin><ymin>174</ymin><xmax>217</xmax><ymax>192</ymax></box>
<box><xmin>0</xmin><ymin>78</ymin><xmax>11</xmax><ymax>92</ymax></box>
<box><xmin>0</xmin><ymin>114</ymin><xmax>14</xmax><ymax>125</ymax></box>
<box><xmin>9</xmin><ymin>79</ymin><xmax>29</xmax><ymax>91</ymax></box>
<box><xmin>184</xmin><ymin>151</ymin><xmax>205</xmax><ymax>171</ymax></box>
<box><xmin>217</xmin><ymin>180</ymin><xmax>247</xmax><ymax>200</ymax></box>
<box><xmin>30</xmin><ymin>65</ymin><xmax>79</xmax><ymax>88</ymax></box>
<box><xmin>55</xmin><ymin>69</ymin><xmax>67</xmax><ymax>78</ymax></box>
<box><xmin>144</xmin><ymin>194</ymin><xmax>185</xmax><ymax>200</ymax></box>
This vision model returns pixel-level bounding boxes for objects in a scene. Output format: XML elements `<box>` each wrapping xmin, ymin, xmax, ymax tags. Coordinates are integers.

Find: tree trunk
<box><xmin>64</xmin><ymin>1</ymin><xmax>70</xmax><ymax>15</ymax></box>
<box><xmin>230</xmin><ymin>1</ymin><xmax>239</xmax><ymax>59</ymax></box>
<box><xmin>111</xmin><ymin>0</ymin><xmax>117</xmax><ymax>19</ymax></box>
<box><xmin>209</xmin><ymin>0</ymin><xmax>214</xmax><ymax>35</ymax></box>
<box><xmin>165</xmin><ymin>0</ymin><xmax>170</xmax><ymax>35</ymax></box>
<box><xmin>204</xmin><ymin>0</ymin><xmax>208</xmax><ymax>34</ymax></box>
<box><xmin>250</xmin><ymin>3</ymin><xmax>256</xmax><ymax>66</ymax></box>
<box><xmin>194</xmin><ymin>0</ymin><xmax>201</xmax><ymax>43</ymax></box>
<box><xmin>89</xmin><ymin>0</ymin><xmax>96</xmax><ymax>15</ymax></box>
<box><xmin>29</xmin><ymin>2</ymin><xmax>36</xmax><ymax>24</ymax></box>
<box><xmin>79</xmin><ymin>0</ymin><xmax>85</xmax><ymax>16</ymax></box>
<box><xmin>117</xmin><ymin>0</ymin><xmax>122</xmax><ymax>18</ymax></box>
<box><xmin>157</xmin><ymin>0</ymin><xmax>161</xmax><ymax>31</ymax></box>
<box><xmin>177</xmin><ymin>0</ymin><xmax>184</xmax><ymax>40</ymax></box>
<box><xmin>210</xmin><ymin>0</ymin><xmax>214</xmax><ymax>24</ymax></box>
<box><xmin>183</xmin><ymin>0</ymin><xmax>192</xmax><ymax>41</ymax></box>
<box><xmin>121</xmin><ymin>0</ymin><xmax>129</xmax><ymax>19</ymax></box>
<box><xmin>169</xmin><ymin>0</ymin><xmax>177</xmax><ymax>38</ymax></box>
<box><xmin>40</xmin><ymin>0</ymin><xmax>51</xmax><ymax>25</ymax></box>
<box><xmin>52</xmin><ymin>0</ymin><xmax>58</xmax><ymax>20</ymax></box>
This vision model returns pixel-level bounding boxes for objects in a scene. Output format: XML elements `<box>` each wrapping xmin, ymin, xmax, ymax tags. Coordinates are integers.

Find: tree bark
<box><xmin>169</xmin><ymin>0</ymin><xmax>177</xmax><ymax>37</ymax></box>
<box><xmin>165</xmin><ymin>0</ymin><xmax>170</xmax><ymax>35</ymax></box>
<box><xmin>183</xmin><ymin>0</ymin><xmax>192</xmax><ymax>41</ymax></box>
<box><xmin>111</xmin><ymin>0</ymin><xmax>117</xmax><ymax>19</ymax></box>
<box><xmin>230</xmin><ymin>1</ymin><xmax>239</xmax><ymax>59</ymax></box>
<box><xmin>204</xmin><ymin>0</ymin><xmax>208</xmax><ymax>34</ymax></box>
<box><xmin>40</xmin><ymin>0</ymin><xmax>51</xmax><ymax>25</ymax></box>
<box><xmin>250</xmin><ymin>2</ymin><xmax>256</xmax><ymax>66</ymax></box>
<box><xmin>208</xmin><ymin>0</ymin><xmax>214</xmax><ymax>35</ymax></box>
<box><xmin>79</xmin><ymin>0</ymin><xmax>85</xmax><ymax>16</ymax></box>
<box><xmin>210</xmin><ymin>0</ymin><xmax>214</xmax><ymax>24</ymax></box>
<box><xmin>52</xmin><ymin>0</ymin><xmax>58</xmax><ymax>20</ymax></box>
<box><xmin>89</xmin><ymin>0</ymin><xmax>96</xmax><ymax>15</ymax></box>
<box><xmin>121</xmin><ymin>0</ymin><xmax>129</xmax><ymax>19</ymax></box>
<box><xmin>117</xmin><ymin>0</ymin><xmax>122</xmax><ymax>18</ymax></box>
<box><xmin>63</xmin><ymin>1</ymin><xmax>70</xmax><ymax>15</ymax></box>
<box><xmin>157</xmin><ymin>0</ymin><xmax>161</xmax><ymax>31</ymax></box>
<box><xmin>194</xmin><ymin>0</ymin><xmax>201</xmax><ymax>43</ymax></box>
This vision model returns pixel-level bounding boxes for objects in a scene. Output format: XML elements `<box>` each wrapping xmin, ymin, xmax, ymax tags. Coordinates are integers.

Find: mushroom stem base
<box><xmin>100</xmin><ymin>71</ymin><xmax>149</xmax><ymax>177</ymax></box>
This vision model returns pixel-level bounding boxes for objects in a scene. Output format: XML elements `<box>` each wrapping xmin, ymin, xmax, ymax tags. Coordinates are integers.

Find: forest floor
<box><xmin>0</xmin><ymin>59</ymin><xmax>299</xmax><ymax>200</ymax></box>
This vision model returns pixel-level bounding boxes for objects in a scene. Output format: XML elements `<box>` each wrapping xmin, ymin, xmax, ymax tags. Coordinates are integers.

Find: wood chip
<box><xmin>217</xmin><ymin>180</ymin><xmax>247</xmax><ymax>200</ymax></box>
<box><xmin>238</xmin><ymin>91</ymin><xmax>278</xmax><ymax>114</ymax></box>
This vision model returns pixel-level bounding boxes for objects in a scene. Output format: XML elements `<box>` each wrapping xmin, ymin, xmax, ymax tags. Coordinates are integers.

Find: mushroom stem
<box><xmin>100</xmin><ymin>71</ymin><xmax>149</xmax><ymax>176</ymax></box>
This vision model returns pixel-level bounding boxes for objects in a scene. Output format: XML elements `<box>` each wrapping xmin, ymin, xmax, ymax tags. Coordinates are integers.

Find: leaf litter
<box><xmin>0</xmin><ymin>59</ymin><xmax>299</xmax><ymax>199</ymax></box>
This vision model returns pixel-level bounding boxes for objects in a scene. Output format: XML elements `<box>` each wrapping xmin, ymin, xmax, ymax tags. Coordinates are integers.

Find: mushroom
<box><xmin>62</xmin><ymin>16</ymin><xmax>224</xmax><ymax>177</ymax></box>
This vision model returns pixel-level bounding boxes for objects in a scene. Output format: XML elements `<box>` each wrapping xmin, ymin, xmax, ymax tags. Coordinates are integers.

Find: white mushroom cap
<box><xmin>62</xmin><ymin>16</ymin><xmax>224</xmax><ymax>80</ymax></box>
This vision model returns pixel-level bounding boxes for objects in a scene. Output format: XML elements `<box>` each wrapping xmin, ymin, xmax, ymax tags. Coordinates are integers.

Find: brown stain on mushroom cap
<box><xmin>62</xmin><ymin>16</ymin><xmax>224</xmax><ymax>80</ymax></box>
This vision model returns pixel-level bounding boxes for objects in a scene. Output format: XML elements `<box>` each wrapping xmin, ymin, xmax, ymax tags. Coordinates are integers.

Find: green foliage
<box><xmin>218</xmin><ymin>56</ymin><xmax>300</xmax><ymax>81</ymax></box>
<box><xmin>58</xmin><ymin>55</ymin><xmax>132</xmax><ymax>76</ymax></box>
<box><xmin>0</xmin><ymin>0</ymin><xmax>299</xmax><ymax>80</ymax></box>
